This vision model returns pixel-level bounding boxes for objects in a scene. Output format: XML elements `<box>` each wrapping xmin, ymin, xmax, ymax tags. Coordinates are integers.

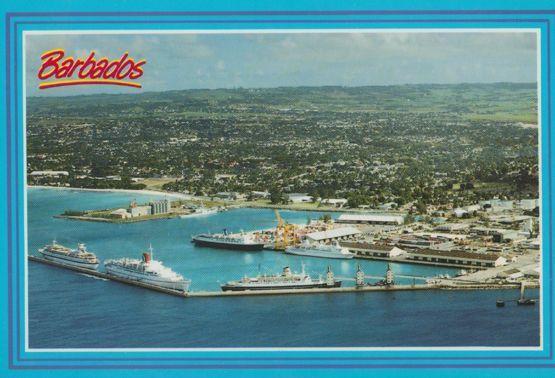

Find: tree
<box><xmin>270</xmin><ymin>188</ymin><xmax>286</xmax><ymax>204</ymax></box>
<box><xmin>415</xmin><ymin>200</ymin><xmax>427</xmax><ymax>214</ymax></box>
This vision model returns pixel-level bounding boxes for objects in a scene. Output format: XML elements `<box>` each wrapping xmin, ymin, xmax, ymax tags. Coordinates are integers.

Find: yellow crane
<box><xmin>274</xmin><ymin>209</ymin><xmax>298</xmax><ymax>250</ymax></box>
<box><xmin>275</xmin><ymin>209</ymin><xmax>284</xmax><ymax>228</ymax></box>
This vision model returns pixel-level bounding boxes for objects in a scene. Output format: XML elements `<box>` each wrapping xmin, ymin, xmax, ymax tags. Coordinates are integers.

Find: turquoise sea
<box><xmin>27</xmin><ymin>187</ymin><xmax>540</xmax><ymax>347</ymax></box>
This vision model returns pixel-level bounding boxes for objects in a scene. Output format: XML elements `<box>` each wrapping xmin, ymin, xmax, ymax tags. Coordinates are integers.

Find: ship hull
<box><xmin>192</xmin><ymin>237</ymin><xmax>264</xmax><ymax>251</ymax></box>
<box><xmin>285</xmin><ymin>248</ymin><xmax>354</xmax><ymax>259</ymax></box>
<box><xmin>39</xmin><ymin>251</ymin><xmax>99</xmax><ymax>270</ymax></box>
<box><xmin>221</xmin><ymin>281</ymin><xmax>342</xmax><ymax>291</ymax></box>
<box><xmin>105</xmin><ymin>265</ymin><xmax>190</xmax><ymax>292</ymax></box>
<box><xmin>179</xmin><ymin>210</ymin><xmax>219</xmax><ymax>218</ymax></box>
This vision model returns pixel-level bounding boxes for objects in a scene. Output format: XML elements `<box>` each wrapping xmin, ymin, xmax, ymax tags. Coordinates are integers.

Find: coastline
<box><xmin>28</xmin><ymin>185</ymin><xmax>407</xmax><ymax>213</ymax></box>
<box><xmin>27</xmin><ymin>185</ymin><xmax>193</xmax><ymax>200</ymax></box>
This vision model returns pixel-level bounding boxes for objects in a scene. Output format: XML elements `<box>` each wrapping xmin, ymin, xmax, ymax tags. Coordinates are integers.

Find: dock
<box><xmin>29</xmin><ymin>255</ymin><xmax>525</xmax><ymax>298</ymax></box>
<box><xmin>188</xmin><ymin>284</ymin><xmax>433</xmax><ymax>297</ymax></box>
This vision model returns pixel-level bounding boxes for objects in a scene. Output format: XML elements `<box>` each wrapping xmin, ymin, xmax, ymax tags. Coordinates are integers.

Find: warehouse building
<box><xmin>396</xmin><ymin>235</ymin><xmax>454</xmax><ymax>250</ymax></box>
<box><xmin>306</xmin><ymin>227</ymin><xmax>361</xmax><ymax>243</ymax></box>
<box><xmin>434</xmin><ymin>223</ymin><xmax>471</xmax><ymax>232</ymax></box>
<box><xmin>340</xmin><ymin>242</ymin><xmax>407</xmax><ymax>260</ymax></box>
<box><xmin>130</xmin><ymin>205</ymin><xmax>151</xmax><ymax>217</ymax></box>
<box><xmin>336</xmin><ymin>213</ymin><xmax>405</xmax><ymax>226</ymax></box>
<box><xmin>406</xmin><ymin>249</ymin><xmax>507</xmax><ymax>269</ymax></box>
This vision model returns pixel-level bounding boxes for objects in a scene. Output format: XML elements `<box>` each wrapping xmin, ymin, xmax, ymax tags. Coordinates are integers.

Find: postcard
<box><xmin>1</xmin><ymin>1</ymin><xmax>554</xmax><ymax>377</ymax></box>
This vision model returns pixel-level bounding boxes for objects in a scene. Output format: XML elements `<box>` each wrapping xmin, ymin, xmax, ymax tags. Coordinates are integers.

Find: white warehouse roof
<box><xmin>306</xmin><ymin>226</ymin><xmax>361</xmax><ymax>241</ymax></box>
<box><xmin>336</xmin><ymin>213</ymin><xmax>405</xmax><ymax>225</ymax></box>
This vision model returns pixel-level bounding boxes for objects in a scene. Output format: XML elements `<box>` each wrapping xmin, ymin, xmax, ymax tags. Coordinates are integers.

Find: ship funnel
<box><xmin>283</xmin><ymin>266</ymin><xmax>291</xmax><ymax>276</ymax></box>
<box><xmin>143</xmin><ymin>252</ymin><xmax>151</xmax><ymax>264</ymax></box>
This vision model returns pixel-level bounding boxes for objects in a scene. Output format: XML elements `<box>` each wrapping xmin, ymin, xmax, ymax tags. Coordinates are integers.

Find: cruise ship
<box><xmin>285</xmin><ymin>240</ymin><xmax>355</xmax><ymax>259</ymax></box>
<box><xmin>38</xmin><ymin>241</ymin><xmax>99</xmax><ymax>270</ymax></box>
<box><xmin>192</xmin><ymin>230</ymin><xmax>265</xmax><ymax>251</ymax></box>
<box><xmin>104</xmin><ymin>247</ymin><xmax>191</xmax><ymax>292</ymax></box>
<box><xmin>221</xmin><ymin>265</ymin><xmax>341</xmax><ymax>291</ymax></box>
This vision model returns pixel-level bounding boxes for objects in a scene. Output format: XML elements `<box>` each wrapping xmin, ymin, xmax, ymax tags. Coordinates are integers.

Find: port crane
<box><xmin>273</xmin><ymin>209</ymin><xmax>299</xmax><ymax>250</ymax></box>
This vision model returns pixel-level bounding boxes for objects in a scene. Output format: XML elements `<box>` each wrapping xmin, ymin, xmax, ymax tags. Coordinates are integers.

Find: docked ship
<box><xmin>38</xmin><ymin>241</ymin><xmax>99</xmax><ymax>270</ymax></box>
<box><xmin>179</xmin><ymin>206</ymin><xmax>219</xmax><ymax>218</ymax></box>
<box><xmin>104</xmin><ymin>246</ymin><xmax>191</xmax><ymax>292</ymax></box>
<box><xmin>221</xmin><ymin>265</ymin><xmax>341</xmax><ymax>291</ymax></box>
<box><xmin>285</xmin><ymin>240</ymin><xmax>355</xmax><ymax>259</ymax></box>
<box><xmin>192</xmin><ymin>230</ymin><xmax>265</xmax><ymax>251</ymax></box>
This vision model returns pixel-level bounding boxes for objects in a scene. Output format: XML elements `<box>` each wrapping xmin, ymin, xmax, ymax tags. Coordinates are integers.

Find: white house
<box><xmin>288</xmin><ymin>193</ymin><xmax>313</xmax><ymax>203</ymax></box>
<box><xmin>321</xmin><ymin>198</ymin><xmax>348</xmax><ymax>208</ymax></box>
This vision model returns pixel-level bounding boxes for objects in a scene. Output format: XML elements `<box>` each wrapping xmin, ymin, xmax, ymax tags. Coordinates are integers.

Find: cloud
<box><xmin>25</xmin><ymin>31</ymin><xmax>537</xmax><ymax>97</ymax></box>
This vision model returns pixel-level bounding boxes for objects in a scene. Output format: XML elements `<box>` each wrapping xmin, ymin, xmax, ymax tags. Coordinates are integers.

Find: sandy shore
<box><xmin>27</xmin><ymin>185</ymin><xmax>193</xmax><ymax>200</ymax></box>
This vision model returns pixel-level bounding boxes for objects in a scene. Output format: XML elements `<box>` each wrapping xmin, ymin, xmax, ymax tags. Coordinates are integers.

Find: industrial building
<box><xmin>396</xmin><ymin>235</ymin><xmax>454</xmax><ymax>250</ymax></box>
<box><xmin>305</xmin><ymin>227</ymin><xmax>361</xmax><ymax>243</ymax></box>
<box><xmin>130</xmin><ymin>205</ymin><xmax>151</xmax><ymax>217</ymax></box>
<box><xmin>434</xmin><ymin>223</ymin><xmax>471</xmax><ymax>232</ymax></box>
<box><xmin>110</xmin><ymin>208</ymin><xmax>131</xmax><ymax>219</ymax></box>
<box><xmin>471</xmin><ymin>227</ymin><xmax>524</xmax><ymax>243</ymax></box>
<box><xmin>406</xmin><ymin>249</ymin><xmax>507</xmax><ymax>269</ymax></box>
<box><xmin>150</xmin><ymin>199</ymin><xmax>171</xmax><ymax>215</ymax></box>
<box><xmin>336</xmin><ymin>213</ymin><xmax>405</xmax><ymax>226</ymax></box>
<box><xmin>341</xmin><ymin>242</ymin><xmax>406</xmax><ymax>260</ymax></box>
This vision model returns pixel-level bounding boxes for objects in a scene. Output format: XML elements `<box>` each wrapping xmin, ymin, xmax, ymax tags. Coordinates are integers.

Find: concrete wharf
<box><xmin>29</xmin><ymin>255</ymin><xmax>524</xmax><ymax>299</ymax></box>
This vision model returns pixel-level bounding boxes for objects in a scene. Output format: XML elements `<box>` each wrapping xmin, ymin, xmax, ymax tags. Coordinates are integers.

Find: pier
<box><xmin>28</xmin><ymin>255</ymin><xmax>526</xmax><ymax>299</ymax></box>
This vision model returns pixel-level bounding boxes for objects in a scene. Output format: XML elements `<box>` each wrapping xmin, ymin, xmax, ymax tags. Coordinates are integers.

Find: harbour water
<box><xmin>27</xmin><ymin>187</ymin><xmax>540</xmax><ymax>348</ymax></box>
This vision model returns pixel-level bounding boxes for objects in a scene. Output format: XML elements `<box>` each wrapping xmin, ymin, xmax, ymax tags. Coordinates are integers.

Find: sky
<box><xmin>25</xmin><ymin>31</ymin><xmax>537</xmax><ymax>97</ymax></box>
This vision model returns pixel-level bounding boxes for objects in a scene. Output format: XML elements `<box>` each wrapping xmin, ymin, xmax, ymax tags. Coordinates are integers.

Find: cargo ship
<box><xmin>285</xmin><ymin>240</ymin><xmax>355</xmax><ymax>259</ymax></box>
<box><xmin>104</xmin><ymin>246</ymin><xmax>191</xmax><ymax>292</ymax></box>
<box><xmin>38</xmin><ymin>241</ymin><xmax>99</xmax><ymax>270</ymax></box>
<box><xmin>221</xmin><ymin>265</ymin><xmax>341</xmax><ymax>291</ymax></box>
<box><xmin>192</xmin><ymin>230</ymin><xmax>265</xmax><ymax>251</ymax></box>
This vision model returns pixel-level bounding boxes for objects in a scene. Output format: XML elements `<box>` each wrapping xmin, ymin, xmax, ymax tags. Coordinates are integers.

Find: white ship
<box><xmin>221</xmin><ymin>265</ymin><xmax>341</xmax><ymax>291</ymax></box>
<box><xmin>179</xmin><ymin>206</ymin><xmax>219</xmax><ymax>218</ymax></box>
<box><xmin>192</xmin><ymin>230</ymin><xmax>265</xmax><ymax>251</ymax></box>
<box><xmin>104</xmin><ymin>246</ymin><xmax>191</xmax><ymax>292</ymax></box>
<box><xmin>285</xmin><ymin>240</ymin><xmax>355</xmax><ymax>259</ymax></box>
<box><xmin>38</xmin><ymin>241</ymin><xmax>99</xmax><ymax>270</ymax></box>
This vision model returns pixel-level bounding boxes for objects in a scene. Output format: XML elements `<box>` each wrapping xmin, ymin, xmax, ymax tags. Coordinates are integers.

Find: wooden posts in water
<box><xmin>497</xmin><ymin>281</ymin><xmax>536</xmax><ymax>307</ymax></box>
<box><xmin>517</xmin><ymin>281</ymin><xmax>536</xmax><ymax>306</ymax></box>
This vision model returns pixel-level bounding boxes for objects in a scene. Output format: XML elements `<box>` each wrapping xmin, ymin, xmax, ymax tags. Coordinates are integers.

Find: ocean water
<box><xmin>27</xmin><ymin>187</ymin><xmax>540</xmax><ymax>348</ymax></box>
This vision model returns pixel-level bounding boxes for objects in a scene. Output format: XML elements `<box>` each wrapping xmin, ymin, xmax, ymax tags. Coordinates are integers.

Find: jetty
<box><xmin>28</xmin><ymin>255</ymin><xmax>528</xmax><ymax>299</ymax></box>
